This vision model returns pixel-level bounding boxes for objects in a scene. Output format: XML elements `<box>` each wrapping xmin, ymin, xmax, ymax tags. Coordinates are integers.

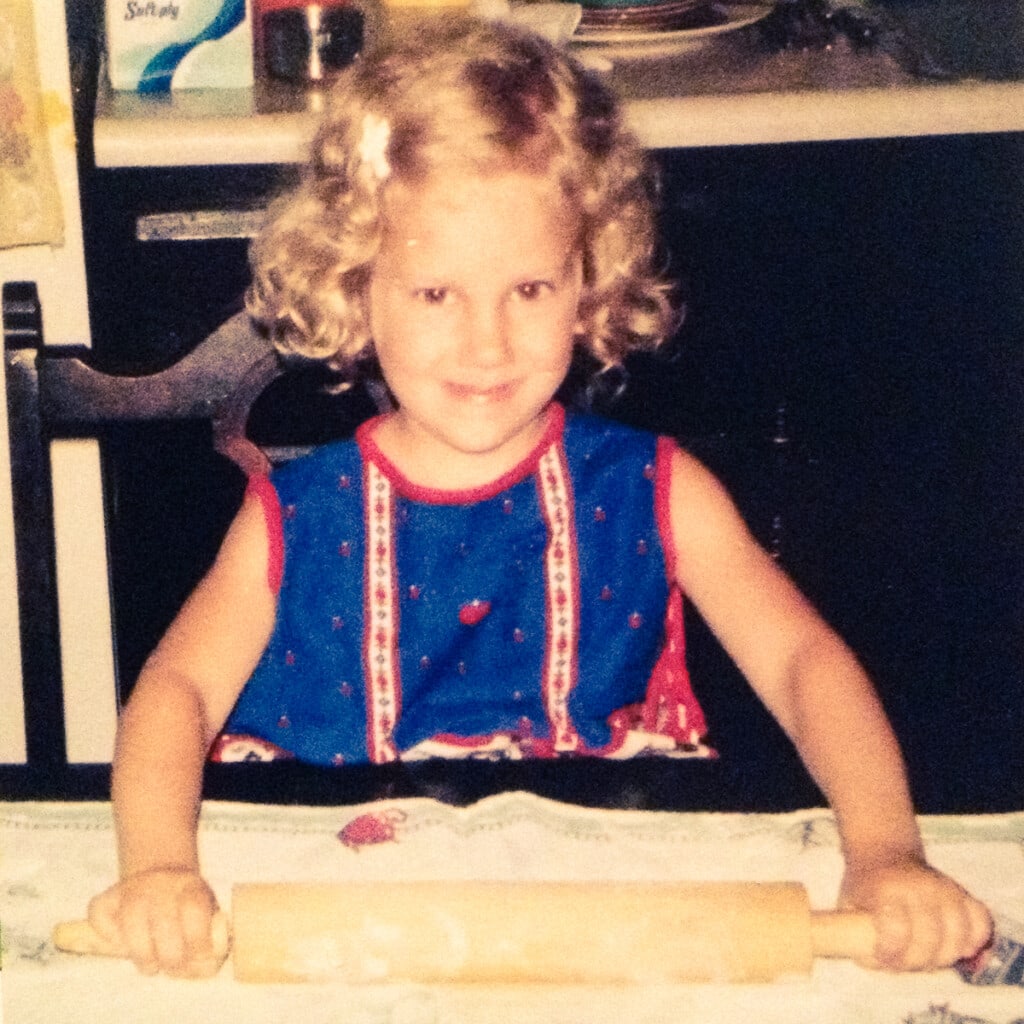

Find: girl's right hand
<box><xmin>87</xmin><ymin>867</ymin><xmax>222</xmax><ymax>978</ymax></box>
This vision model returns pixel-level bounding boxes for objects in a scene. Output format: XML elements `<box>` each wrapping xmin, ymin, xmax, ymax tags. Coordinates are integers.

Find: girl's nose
<box><xmin>461</xmin><ymin>302</ymin><xmax>512</xmax><ymax>366</ymax></box>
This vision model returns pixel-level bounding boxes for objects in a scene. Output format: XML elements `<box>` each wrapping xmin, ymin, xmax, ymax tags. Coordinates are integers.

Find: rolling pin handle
<box><xmin>810</xmin><ymin>910</ymin><xmax>876</xmax><ymax>962</ymax></box>
<box><xmin>52</xmin><ymin>918</ymin><xmax>124</xmax><ymax>958</ymax></box>
<box><xmin>52</xmin><ymin>911</ymin><xmax>232</xmax><ymax>974</ymax></box>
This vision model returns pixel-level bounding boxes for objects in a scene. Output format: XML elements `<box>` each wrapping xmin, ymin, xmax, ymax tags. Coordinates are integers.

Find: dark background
<box><xmin>9</xmin><ymin>1</ymin><xmax>1021</xmax><ymax>810</ymax></box>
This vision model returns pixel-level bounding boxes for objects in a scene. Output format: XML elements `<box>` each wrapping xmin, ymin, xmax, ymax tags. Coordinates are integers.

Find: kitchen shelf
<box><xmin>92</xmin><ymin>2</ymin><xmax>1024</xmax><ymax>166</ymax></box>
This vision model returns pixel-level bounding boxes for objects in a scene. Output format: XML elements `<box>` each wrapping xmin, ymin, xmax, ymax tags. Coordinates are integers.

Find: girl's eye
<box><xmin>416</xmin><ymin>287</ymin><xmax>449</xmax><ymax>305</ymax></box>
<box><xmin>515</xmin><ymin>281</ymin><xmax>553</xmax><ymax>301</ymax></box>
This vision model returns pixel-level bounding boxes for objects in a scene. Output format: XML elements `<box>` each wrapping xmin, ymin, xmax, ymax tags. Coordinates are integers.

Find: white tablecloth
<box><xmin>2</xmin><ymin>793</ymin><xmax>1023</xmax><ymax>1023</ymax></box>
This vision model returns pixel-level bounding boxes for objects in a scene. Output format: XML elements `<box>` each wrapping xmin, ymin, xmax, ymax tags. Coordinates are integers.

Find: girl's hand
<box><xmin>87</xmin><ymin>867</ymin><xmax>222</xmax><ymax>978</ymax></box>
<box><xmin>839</xmin><ymin>857</ymin><xmax>992</xmax><ymax>972</ymax></box>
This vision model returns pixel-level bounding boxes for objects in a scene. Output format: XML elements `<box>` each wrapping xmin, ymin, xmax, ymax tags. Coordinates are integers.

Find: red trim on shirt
<box><xmin>535</xmin><ymin>437</ymin><xmax>582</xmax><ymax>753</ymax></box>
<box><xmin>654</xmin><ymin>435</ymin><xmax>678</xmax><ymax>585</ymax></box>
<box><xmin>648</xmin><ymin>439</ymin><xmax>712</xmax><ymax>748</ymax></box>
<box><xmin>362</xmin><ymin>459</ymin><xmax>401</xmax><ymax>764</ymax></box>
<box><xmin>355</xmin><ymin>403</ymin><xmax>566</xmax><ymax>505</ymax></box>
<box><xmin>245</xmin><ymin>474</ymin><xmax>284</xmax><ymax>594</ymax></box>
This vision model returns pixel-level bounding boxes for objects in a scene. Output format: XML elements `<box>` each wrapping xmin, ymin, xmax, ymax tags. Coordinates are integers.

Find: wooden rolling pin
<box><xmin>53</xmin><ymin>880</ymin><xmax>875</xmax><ymax>984</ymax></box>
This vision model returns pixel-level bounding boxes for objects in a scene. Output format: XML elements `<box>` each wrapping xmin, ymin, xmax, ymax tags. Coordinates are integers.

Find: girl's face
<box><xmin>368</xmin><ymin>169</ymin><xmax>583</xmax><ymax>491</ymax></box>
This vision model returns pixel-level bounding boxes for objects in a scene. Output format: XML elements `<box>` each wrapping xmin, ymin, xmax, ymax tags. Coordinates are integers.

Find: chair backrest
<box><xmin>1</xmin><ymin>281</ymin><xmax>389</xmax><ymax>797</ymax></box>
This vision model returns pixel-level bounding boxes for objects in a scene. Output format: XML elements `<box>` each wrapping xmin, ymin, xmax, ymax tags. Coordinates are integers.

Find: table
<box><xmin>3</xmin><ymin>793</ymin><xmax>1023</xmax><ymax>1023</ymax></box>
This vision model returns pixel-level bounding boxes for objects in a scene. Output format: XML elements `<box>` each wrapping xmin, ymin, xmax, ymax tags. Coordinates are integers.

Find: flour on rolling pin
<box><xmin>282</xmin><ymin>911</ymin><xmax>469</xmax><ymax>982</ymax></box>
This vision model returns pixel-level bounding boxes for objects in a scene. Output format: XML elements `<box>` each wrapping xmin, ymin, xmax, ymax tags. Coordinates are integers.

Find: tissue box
<box><xmin>105</xmin><ymin>0</ymin><xmax>254</xmax><ymax>91</ymax></box>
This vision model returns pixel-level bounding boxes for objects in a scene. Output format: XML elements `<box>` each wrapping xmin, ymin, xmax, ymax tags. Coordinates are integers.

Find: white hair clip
<box><xmin>357</xmin><ymin>112</ymin><xmax>391</xmax><ymax>185</ymax></box>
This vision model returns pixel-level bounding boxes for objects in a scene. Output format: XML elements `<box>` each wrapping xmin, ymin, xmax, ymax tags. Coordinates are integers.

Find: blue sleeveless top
<box><xmin>217</xmin><ymin>405</ymin><xmax>710</xmax><ymax>766</ymax></box>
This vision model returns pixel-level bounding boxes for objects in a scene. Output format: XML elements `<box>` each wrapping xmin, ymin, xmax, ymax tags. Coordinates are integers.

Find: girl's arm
<box><xmin>88</xmin><ymin>490</ymin><xmax>276</xmax><ymax>977</ymax></box>
<box><xmin>667</xmin><ymin>447</ymin><xmax>991</xmax><ymax>971</ymax></box>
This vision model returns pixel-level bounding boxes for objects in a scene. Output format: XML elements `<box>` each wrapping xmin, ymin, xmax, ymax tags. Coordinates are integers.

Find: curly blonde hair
<box><xmin>247</xmin><ymin>17</ymin><xmax>676</xmax><ymax>383</ymax></box>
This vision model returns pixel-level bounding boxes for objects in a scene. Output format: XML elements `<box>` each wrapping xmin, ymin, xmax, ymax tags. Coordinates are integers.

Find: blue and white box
<box><xmin>106</xmin><ymin>0</ymin><xmax>254</xmax><ymax>91</ymax></box>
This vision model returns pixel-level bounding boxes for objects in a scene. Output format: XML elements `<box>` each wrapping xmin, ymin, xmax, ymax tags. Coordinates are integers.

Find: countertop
<box><xmin>91</xmin><ymin>1</ymin><xmax>1024</xmax><ymax>167</ymax></box>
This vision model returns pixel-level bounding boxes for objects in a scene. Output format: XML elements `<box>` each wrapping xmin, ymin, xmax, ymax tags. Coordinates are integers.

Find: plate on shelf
<box><xmin>580</xmin><ymin>0</ymin><xmax>707</xmax><ymax>11</ymax></box>
<box><xmin>579</xmin><ymin>0</ymin><xmax>719</xmax><ymax>31</ymax></box>
<box><xmin>573</xmin><ymin>3</ymin><xmax>772</xmax><ymax>49</ymax></box>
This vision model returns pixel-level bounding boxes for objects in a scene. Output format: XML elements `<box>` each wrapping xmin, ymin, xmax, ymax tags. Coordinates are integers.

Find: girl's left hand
<box><xmin>839</xmin><ymin>858</ymin><xmax>993</xmax><ymax>972</ymax></box>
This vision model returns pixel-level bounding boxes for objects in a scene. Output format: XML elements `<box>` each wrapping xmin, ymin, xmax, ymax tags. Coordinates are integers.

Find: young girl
<box><xmin>88</xmin><ymin>18</ymin><xmax>991</xmax><ymax>979</ymax></box>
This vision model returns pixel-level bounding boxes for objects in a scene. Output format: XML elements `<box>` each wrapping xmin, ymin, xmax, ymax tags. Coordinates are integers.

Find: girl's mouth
<box><xmin>445</xmin><ymin>380</ymin><xmax>517</xmax><ymax>403</ymax></box>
